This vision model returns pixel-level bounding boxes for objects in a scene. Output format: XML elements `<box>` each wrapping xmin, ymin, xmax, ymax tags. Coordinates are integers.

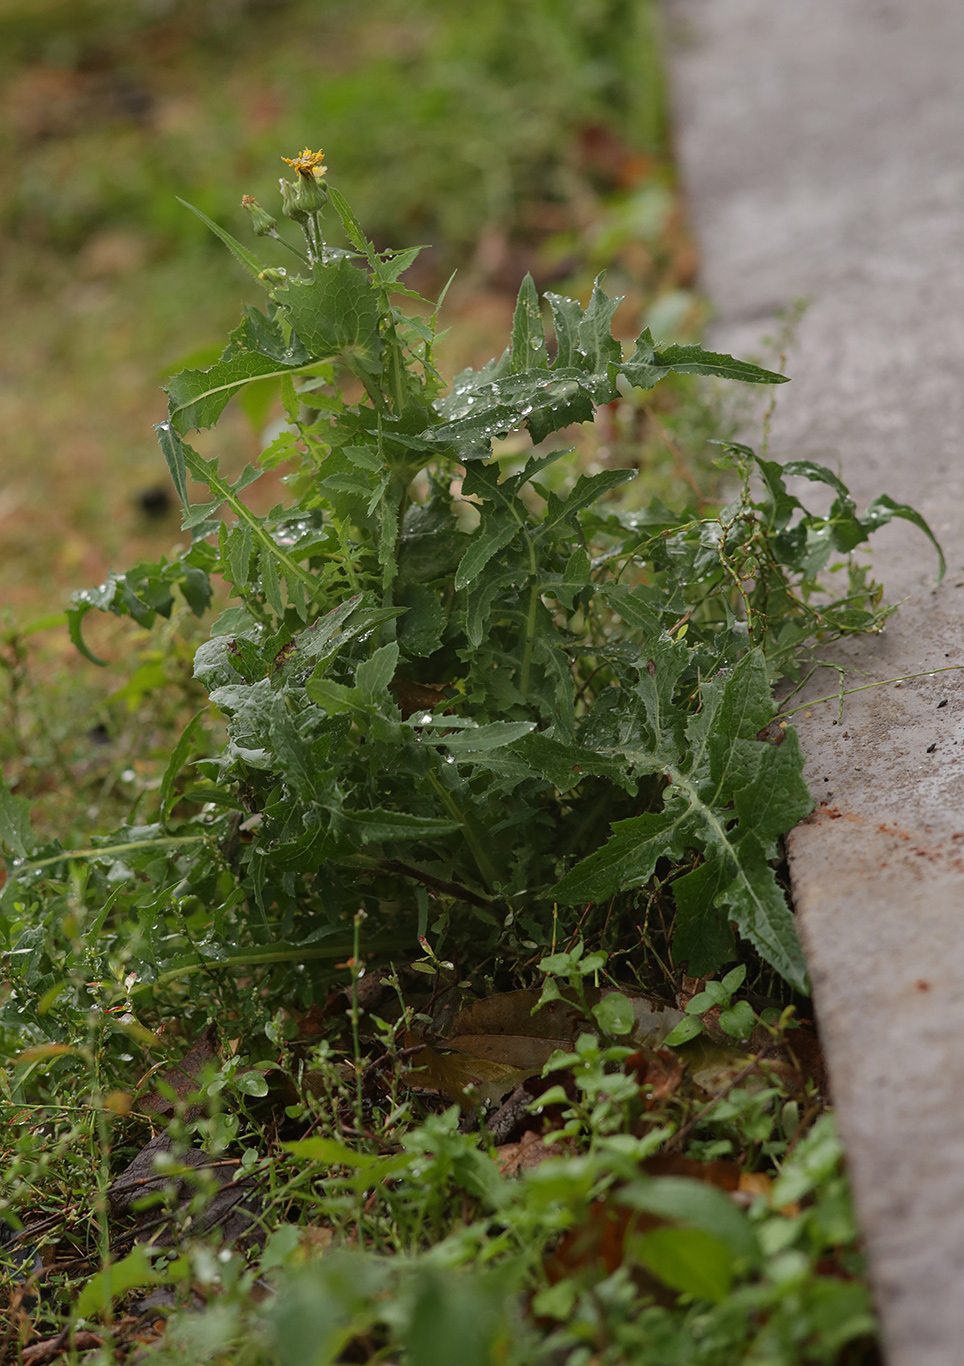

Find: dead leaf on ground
<box><xmin>404</xmin><ymin>1039</ymin><xmax>527</xmax><ymax>1109</ymax></box>
<box><xmin>135</xmin><ymin>1022</ymin><xmax>220</xmax><ymax>1119</ymax></box>
<box><xmin>495</xmin><ymin>1130</ymin><xmax>557</xmax><ymax>1178</ymax></box>
<box><xmin>108</xmin><ymin>1131</ymin><xmax>264</xmax><ymax>1250</ymax></box>
<box><xmin>450</xmin><ymin>987</ymin><xmax>683</xmax><ymax>1046</ymax></box>
<box><xmin>624</xmin><ymin>1047</ymin><xmax>684</xmax><ymax>1108</ymax></box>
<box><xmin>444</xmin><ymin>1033</ymin><xmax>570</xmax><ymax>1072</ymax></box>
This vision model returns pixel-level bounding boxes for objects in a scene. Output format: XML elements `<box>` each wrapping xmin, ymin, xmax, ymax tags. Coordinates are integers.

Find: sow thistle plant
<box><xmin>0</xmin><ymin>149</ymin><xmax>941</xmax><ymax>1030</ymax></box>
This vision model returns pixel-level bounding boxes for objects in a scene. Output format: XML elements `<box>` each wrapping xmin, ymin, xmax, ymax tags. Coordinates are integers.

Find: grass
<box><xmin>0</xmin><ymin>3</ymin><xmax>881</xmax><ymax>1362</ymax></box>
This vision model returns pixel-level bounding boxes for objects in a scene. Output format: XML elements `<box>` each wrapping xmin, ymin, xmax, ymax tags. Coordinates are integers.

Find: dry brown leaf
<box><xmin>450</xmin><ymin>987</ymin><xmax>684</xmax><ymax>1047</ymax></box>
<box><xmin>495</xmin><ymin>1130</ymin><xmax>556</xmax><ymax>1178</ymax></box>
<box><xmin>404</xmin><ymin>1041</ymin><xmax>526</xmax><ymax>1109</ymax></box>
<box><xmin>136</xmin><ymin>1022</ymin><xmax>220</xmax><ymax>1118</ymax></box>
<box><xmin>444</xmin><ymin>1033</ymin><xmax>569</xmax><ymax>1071</ymax></box>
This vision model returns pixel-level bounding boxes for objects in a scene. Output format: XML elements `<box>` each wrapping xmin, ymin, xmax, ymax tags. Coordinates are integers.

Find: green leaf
<box><xmin>619</xmin><ymin>1176</ymin><xmax>759</xmax><ymax>1263</ymax></box>
<box><xmin>177</xmin><ymin>197</ymin><xmax>267</xmax><ymax>281</ymax></box>
<box><xmin>455</xmin><ymin>517</ymin><xmax>519</xmax><ymax>591</ymax></box>
<box><xmin>261</xmin><ymin>550</ymin><xmax>285</xmax><ymax>618</ymax></box>
<box><xmin>421</xmin><ymin>720</ymin><xmax>536</xmax><ymax>754</ymax></box>
<box><xmin>426</xmin><ymin>367</ymin><xmax>597</xmax><ymax>460</ymax></box>
<box><xmin>545</xmin><ymin>291</ymin><xmax>584</xmax><ymax>369</ymax></box>
<box><xmin>592</xmin><ymin>992</ymin><xmax>635</xmax><ymax>1036</ymax></box>
<box><xmin>857</xmin><ymin>494</ymin><xmax>945</xmax><ymax>581</ymax></box>
<box><xmin>633</xmin><ymin>1227</ymin><xmax>736</xmax><ymax>1303</ymax></box>
<box><xmin>551</xmin><ymin>811</ymin><xmax>687</xmax><ymax>904</ymax></box>
<box><xmin>577</xmin><ymin>275</ymin><xmax>623</xmax><ymax>380</ymax></box>
<box><xmin>510</xmin><ymin>274</ymin><xmax>548</xmax><ymax>372</ymax></box>
<box><xmin>278</xmin><ymin>259</ymin><xmax>382</xmax><ymax>370</ymax></box>
<box><xmin>155</xmin><ymin>421</ymin><xmax>190</xmax><ymax>509</ymax></box>
<box><xmin>671</xmin><ymin>859</ymin><xmax>736</xmax><ymax>976</ymax></box>
<box><xmin>621</xmin><ymin>329</ymin><xmax>788</xmax><ymax>391</ymax></box>
<box><xmin>719</xmin><ymin>999</ymin><xmax>755</xmax><ymax>1039</ymax></box>
<box><xmin>512</xmin><ymin>731</ymin><xmax>628</xmax><ymax>793</ymax></box>
<box><xmin>340</xmin><ymin>809</ymin><xmax>461</xmax><ymax>842</ymax></box>
<box><xmin>166</xmin><ymin>308</ymin><xmax>312</xmax><ymax>435</ymax></box>
<box><xmin>538</xmin><ymin>468</ymin><xmax>635</xmax><ymax>539</ymax></box>
<box><xmin>159</xmin><ymin>710</ymin><xmax>206</xmax><ymax>825</ymax></box>
<box><xmin>731</xmin><ymin>729</ymin><xmax>813</xmax><ymax>857</ymax></box>
<box><xmin>717</xmin><ymin>835</ymin><xmax>809</xmax><ymax>993</ymax></box>
<box><xmin>75</xmin><ymin>1245</ymin><xmax>183</xmax><ymax>1320</ymax></box>
<box><xmin>326</xmin><ymin>185</ymin><xmax>373</xmax><ymax>259</ymax></box>
<box><xmin>0</xmin><ymin>772</ymin><xmax>37</xmax><ymax>858</ymax></box>
<box><xmin>771</xmin><ymin>1114</ymin><xmax>844</xmax><ymax>1206</ymax></box>
<box><xmin>237</xmin><ymin>1071</ymin><xmax>270</xmax><ymax>1097</ymax></box>
<box><xmin>663</xmin><ymin>1016</ymin><xmax>703</xmax><ymax>1047</ymax></box>
<box><xmin>355</xmin><ymin>643</ymin><xmax>399</xmax><ymax>700</ymax></box>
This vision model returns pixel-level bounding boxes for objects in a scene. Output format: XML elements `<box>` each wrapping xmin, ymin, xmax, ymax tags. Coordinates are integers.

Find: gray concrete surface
<box><xmin>664</xmin><ymin>3</ymin><xmax>964</xmax><ymax>1361</ymax></box>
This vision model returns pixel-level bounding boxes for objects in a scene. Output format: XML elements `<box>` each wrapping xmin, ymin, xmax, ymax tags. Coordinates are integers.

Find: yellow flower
<box><xmin>281</xmin><ymin>148</ymin><xmax>327</xmax><ymax>181</ymax></box>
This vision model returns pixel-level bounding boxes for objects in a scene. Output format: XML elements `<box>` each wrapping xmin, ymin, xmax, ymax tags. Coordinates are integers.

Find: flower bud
<box><xmin>279</xmin><ymin>147</ymin><xmax>328</xmax><ymax>221</ymax></box>
<box><xmin>280</xmin><ymin>173</ymin><xmax>328</xmax><ymax>222</ymax></box>
<box><xmin>257</xmin><ymin>266</ymin><xmax>287</xmax><ymax>285</ymax></box>
<box><xmin>241</xmin><ymin>195</ymin><xmax>278</xmax><ymax>236</ymax></box>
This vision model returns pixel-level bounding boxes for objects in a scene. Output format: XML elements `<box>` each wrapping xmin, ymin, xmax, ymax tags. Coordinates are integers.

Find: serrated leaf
<box><xmin>341</xmin><ymin>809</ymin><xmax>461</xmax><ymax>842</ymax></box>
<box><xmin>510</xmin><ymin>274</ymin><xmax>547</xmax><ymax>373</ymax></box>
<box><xmin>632</xmin><ymin>633</ymin><xmax>691</xmax><ymax>760</ymax></box>
<box><xmin>166</xmin><ymin>308</ymin><xmax>311</xmax><ymax>435</ymax></box>
<box><xmin>423</xmin><ymin>721</ymin><xmax>536</xmax><ymax>755</ymax></box>
<box><xmin>854</xmin><ymin>495</ymin><xmax>945</xmax><ymax>581</ymax></box>
<box><xmin>0</xmin><ymin>773</ymin><xmax>37</xmax><ymax>858</ymax></box>
<box><xmin>577</xmin><ymin>275</ymin><xmax>623</xmax><ymax>377</ymax></box>
<box><xmin>731</xmin><ymin>729</ymin><xmax>812</xmax><ymax>855</ymax></box>
<box><xmin>455</xmin><ymin>517</ymin><xmax>519</xmax><ymax>591</ymax></box>
<box><xmin>648</xmin><ymin>340</ymin><xmax>789</xmax><ymax>384</ymax></box>
<box><xmin>512</xmin><ymin>732</ymin><xmax>627</xmax><ymax>793</ymax></box>
<box><xmin>539</xmin><ymin>468</ymin><xmax>635</xmax><ymax>539</ymax></box>
<box><xmin>226</xmin><ymin>524</ymin><xmax>253</xmax><ymax>588</ymax></box>
<box><xmin>620</xmin><ymin>329</ymin><xmax>788</xmax><ymax>394</ymax></box>
<box><xmin>545</xmin><ymin>291</ymin><xmax>584</xmax><ymax>369</ymax></box>
<box><xmin>261</xmin><ymin>551</ymin><xmax>285</xmax><ymax>618</ymax></box>
<box><xmin>551</xmin><ymin>811</ymin><xmax>687</xmax><ymax>904</ymax></box>
<box><xmin>326</xmin><ymin>184</ymin><xmax>372</xmax><ymax>258</ymax></box>
<box><xmin>397</xmin><ymin>585</ymin><xmax>444</xmax><ymax>657</ymax></box>
<box><xmin>356</xmin><ymin>642</ymin><xmax>399</xmax><ymax>700</ymax></box>
<box><xmin>717</xmin><ymin>835</ymin><xmax>808</xmax><ymax>993</ymax></box>
<box><xmin>424</xmin><ymin>367</ymin><xmax>597</xmax><ymax>460</ymax></box>
<box><xmin>671</xmin><ymin>858</ymin><xmax>736</xmax><ymax>976</ymax></box>
<box><xmin>278</xmin><ymin>259</ymin><xmax>382</xmax><ymax>370</ymax></box>
<box><xmin>155</xmin><ymin>421</ymin><xmax>190</xmax><ymax>509</ymax></box>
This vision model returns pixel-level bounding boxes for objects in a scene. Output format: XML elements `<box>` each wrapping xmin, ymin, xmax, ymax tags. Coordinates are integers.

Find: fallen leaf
<box><xmin>495</xmin><ymin>1130</ymin><xmax>556</xmax><ymax>1177</ymax></box>
<box><xmin>404</xmin><ymin>1040</ymin><xmax>525</xmax><ymax>1109</ymax></box>
<box><xmin>136</xmin><ymin>1022</ymin><xmax>220</xmax><ymax>1119</ymax></box>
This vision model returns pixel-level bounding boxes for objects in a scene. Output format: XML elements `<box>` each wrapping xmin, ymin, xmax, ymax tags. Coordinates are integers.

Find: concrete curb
<box><xmin>665</xmin><ymin>3</ymin><xmax>964</xmax><ymax>1362</ymax></box>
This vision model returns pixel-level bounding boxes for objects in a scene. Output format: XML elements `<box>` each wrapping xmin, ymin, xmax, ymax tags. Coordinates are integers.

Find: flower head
<box><xmin>241</xmin><ymin>194</ymin><xmax>278</xmax><ymax>236</ymax></box>
<box><xmin>281</xmin><ymin>148</ymin><xmax>327</xmax><ymax>182</ymax></box>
